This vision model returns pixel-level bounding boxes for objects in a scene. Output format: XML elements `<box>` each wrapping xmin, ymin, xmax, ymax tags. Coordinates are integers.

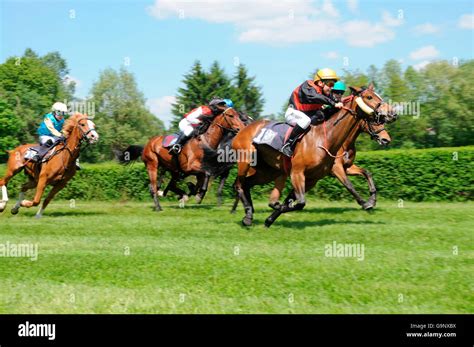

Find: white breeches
<box><xmin>285</xmin><ymin>107</ymin><xmax>311</xmax><ymax>129</ymax></box>
<box><xmin>179</xmin><ymin>118</ymin><xmax>196</xmax><ymax>136</ymax></box>
<box><xmin>39</xmin><ymin>135</ymin><xmax>57</xmax><ymax>146</ymax></box>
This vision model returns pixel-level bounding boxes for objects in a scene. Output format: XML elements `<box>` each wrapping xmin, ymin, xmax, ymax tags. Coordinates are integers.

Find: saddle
<box><xmin>24</xmin><ymin>142</ymin><xmax>61</xmax><ymax>163</ymax></box>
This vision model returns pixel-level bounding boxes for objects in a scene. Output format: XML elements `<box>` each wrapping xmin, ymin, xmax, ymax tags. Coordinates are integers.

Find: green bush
<box><xmin>0</xmin><ymin>147</ymin><xmax>472</xmax><ymax>202</ymax></box>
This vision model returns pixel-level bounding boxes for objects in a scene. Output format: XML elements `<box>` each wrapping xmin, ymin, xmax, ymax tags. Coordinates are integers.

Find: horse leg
<box><xmin>156</xmin><ymin>169</ymin><xmax>165</xmax><ymax>197</ymax></box>
<box><xmin>35</xmin><ymin>180</ymin><xmax>68</xmax><ymax>218</ymax></box>
<box><xmin>146</xmin><ymin>158</ymin><xmax>162</xmax><ymax>211</ymax></box>
<box><xmin>332</xmin><ymin>164</ymin><xmax>366</xmax><ymax>208</ymax></box>
<box><xmin>167</xmin><ymin>175</ymin><xmax>189</xmax><ymax>207</ymax></box>
<box><xmin>0</xmin><ymin>158</ymin><xmax>25</xmax><ymax>213</ymax></box>
<box><xmin>20</xmin><ymin>175</ymin><xmax>48</xmax><ymax>208</ymax></box>
<box><xmin>11</xmin><ymin>179</ymin><xmax>36</xmax><ymax>215</ymax></box>
<box><xmin>264</xmin><ymin>171</ymin><xmax>309</xmax><ymax>228</ymax></box>
<box><xmin>217</xmin><ymin>171</ymin><xmax>229</xmax><ymax>206</ymax></box>
<box><xmin>347</xmin><ymin>164</ymin><xmax>377</xmax><ymax>210</ymax></box>
<box><xmin>195</xmin><ymin>173</ymin><xmax>210</xmax><ymax>204</ymax></box>
<box><xmin>268</xmin><ymin>175</ymin><xmax>287</xmax><ymax>211</ymax></box>
<box><xmin>264</xmin><ymin>190</ymin><xmax>295</xmax><ymax>227</ymax></box>
<box><xmin>235</xmin><ymin>162</ymin><xmax>254</xmax><ymax>226</ymax></box>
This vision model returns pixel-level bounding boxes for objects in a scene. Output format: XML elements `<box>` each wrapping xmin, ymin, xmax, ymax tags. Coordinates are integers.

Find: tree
<box><xmin>230</xmin><ymin>64</ymin><xmax>264</xmax><ymax>119</ymax></box>
<box><xmin>171</xmin><ymin>61</ymin><xmax>265</xmax><ymax>130</ymax></box>
<box><xmin>83</xmin><ymin>67</ymin><xmax>165</xmax><ymax>162</ymax></box>
<box><xmin>170</xmin><ymin>61</ymin><xmax>211</xmax><ymax>130</ymax></box>
<box><xmin>0</xmin><ymin>49</ymin><xmax>71</xmax><ymax>156</ymax></box>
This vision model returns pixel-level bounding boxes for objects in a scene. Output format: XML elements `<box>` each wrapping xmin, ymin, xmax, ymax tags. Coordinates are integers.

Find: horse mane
<box><xmin>63</xmin><ymin>113</ymin><xmax>87</xmax><ymax>138</ymax></box>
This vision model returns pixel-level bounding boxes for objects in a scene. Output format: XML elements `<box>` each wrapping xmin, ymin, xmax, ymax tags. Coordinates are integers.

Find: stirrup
<box><xmin>170</xmin><ymin>144</ymin><xmax>182</xmax><ymax>154</ymax></box>
<box><xmin>281</xmin><ymin>143</ymin><xmax>294</xmax><ymax>157</ymax></box>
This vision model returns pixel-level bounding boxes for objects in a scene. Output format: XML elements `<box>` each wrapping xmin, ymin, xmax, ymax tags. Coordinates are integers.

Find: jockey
<box><xmin>170</xmin><ymin>98</ymin><xmax>234</xmax><ymax>154</ymax></box>
<box><xmin>37</xmin><ymin>102</ymin><xmax>80</xmax><ymax>169</ymax></box>
<box><xmin>281</xmin><ymin>68</ymin><xmax>344</xmax><ymax>157</ymax></box>
<box><xmin>311</xmin><ymin>80</ymin><xmax>348</xmax><ymax>124</ymax></box>
<box><xmin>331</xmin><ymin>80</ymin><xmax>346</xmax><ymax>102</ymax></box>
<box><xmin>37</xmin><ymin>102</ymin><xmax>67</xmax><ymax>147</ymax></box>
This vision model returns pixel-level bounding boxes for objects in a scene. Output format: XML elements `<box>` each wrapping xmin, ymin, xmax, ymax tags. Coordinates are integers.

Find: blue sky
<box><xmin>1</xmin><ymin>0</ymin><xmax>473</xmax><ymax>127</ymax></box>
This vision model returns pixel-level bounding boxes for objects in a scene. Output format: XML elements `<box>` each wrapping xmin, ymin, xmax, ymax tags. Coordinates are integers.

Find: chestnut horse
<box><xmin>232</xmin><ymin>84</ymin><xmax>397</xmax><ymax>227</ymax></box>
<box><xmin>229</xmin><ymin>116</ymin><xmax>392</xmax><ymax>214</ymax></box>
<box><xmin>119</xmin><ymin>107</ymin><xmax>245</xmax><ymax>211</ymax></box>
<box><xmin>0</xmin><ymin>113</ymin><xmax>99</xmax><ymax>218</ymax></box>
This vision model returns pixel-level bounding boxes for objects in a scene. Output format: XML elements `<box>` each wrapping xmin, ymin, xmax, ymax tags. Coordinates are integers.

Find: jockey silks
<box><xmin>289</xmin><ymin>80</ymin><xmax>336</xmax><ymax>117</ymax></box>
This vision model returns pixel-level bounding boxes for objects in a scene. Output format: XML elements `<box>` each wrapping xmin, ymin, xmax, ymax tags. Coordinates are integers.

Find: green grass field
<box><xmin>0</xmin><ymin>198</ymin><xmax>472</xmax><ymax>314</ymax></box>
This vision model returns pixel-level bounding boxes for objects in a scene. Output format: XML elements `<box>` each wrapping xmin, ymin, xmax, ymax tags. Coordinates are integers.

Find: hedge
<box><xmin>0</xmin><ymin>147</ymin><xmax>472</xmax><ymax>202</ymax></box>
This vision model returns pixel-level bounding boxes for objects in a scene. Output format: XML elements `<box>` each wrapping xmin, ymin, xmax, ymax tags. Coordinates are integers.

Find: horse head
<box><xmin>63</xmin><ymin>113</ymin><xmax>99</xmax><ymax>144</ymax></box>
<box><xmin>212</xmin><ymin>107</ymin><xmax>246</xmax><ymax>134</ymax></box>
<box><xmin>349</xmin><ymin>83</ymin><xmax>398</xmax><ymax>124</ymax></box>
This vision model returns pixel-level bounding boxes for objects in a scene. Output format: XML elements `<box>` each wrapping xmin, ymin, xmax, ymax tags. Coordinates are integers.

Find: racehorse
<box><xmin>231</xmin><ymin>84</ymin><xmax>397</xmax><ymax>227</ymax></box>
<box><xmin>229</xmin><ymin>111</ymin><xmax>392</xmax><ymax>214</ymax></box>
<box><xmin>0</xmin><ymin>113</ymin><xmax>99</xmax><ymax>218</ymax></box>
<box><xmin>118</xmin><ymin>107</ymin><xmax>246</xmax><ymax>211</ymax></box>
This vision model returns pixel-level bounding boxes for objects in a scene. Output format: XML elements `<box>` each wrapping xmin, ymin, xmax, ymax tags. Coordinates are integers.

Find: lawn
<box><xmin>0</xmin><ymin>198</ymin><xmax>472</xmax><ymax>313</ymax></box>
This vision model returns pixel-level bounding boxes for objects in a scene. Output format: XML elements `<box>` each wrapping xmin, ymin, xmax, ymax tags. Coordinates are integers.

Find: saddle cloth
<box><xmin>162</xmin><ymin>133</ymin><xmax>179</xmax><ymax>148</ymax></box>
<box><xmin>252</xmin><ymin>121</ymin><xmax>293</xmax><ymax>152</ymax></box>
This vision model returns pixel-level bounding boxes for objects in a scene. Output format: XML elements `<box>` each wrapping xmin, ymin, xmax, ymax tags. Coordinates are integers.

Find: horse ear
<box><xmin>368</xmin><ymin>82</ymin><xmax>374</xmax><ymax>90</ymax></box>
<box><xmin>349</xmin><ymin>86</ymin><xmax>361</xmax><ymax>95</ymax></box>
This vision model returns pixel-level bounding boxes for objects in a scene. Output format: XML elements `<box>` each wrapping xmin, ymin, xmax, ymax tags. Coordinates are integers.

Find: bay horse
<box><xmin>0</xmin><ymin>113</ymin><xmax>99</xmax><ymax>218</ymax></box>
<box><xmin>232</xmin><ymin>84</ymin><xmax>397</xmax><ymax>227</ymax></box>
<box><xmin>119</xmin><ymin>107</ymin><xmax>245</xmax><ymax>211</ymax></box>
<box><xmin>229</xmin><ymin>117</ymin><xmax>392</xmax><ymax>214</ymax></box>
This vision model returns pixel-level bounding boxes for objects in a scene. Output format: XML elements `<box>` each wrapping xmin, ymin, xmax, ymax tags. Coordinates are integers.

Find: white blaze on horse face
<box><xmin>86</xmin><ymin>120</ymin><xmax>99</xmax><ymax>143</ymax></box>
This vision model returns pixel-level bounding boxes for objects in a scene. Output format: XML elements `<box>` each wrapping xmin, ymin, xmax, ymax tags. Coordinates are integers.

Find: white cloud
<box><xmin>322</xmin><ymin>0</ymin><xmax>339</xmax><ymax>18</ymax></box>
<box><xmin>347</xmin><ymin>0</ymin><xmax>358</xmax><ymax>13</ymax></box>
<box><xmin>382</xmin><ymin>10</ymin><xmax>403</xmax><ymax>27</ymax></box>
<box><xmin>413</xmin><ymin>23</ymin><xmax>439</xmax><ymax>35</ymax></box>
<box><xmin>147</xmin><ymin>0</ymin><xmax>398</xmax><ymax>47</ymax></box>
<box><xmin>458</xmin><ymin>14</ymin><xmax>474</xmax><ymax>29</ymax></box>
<box><xmin>64</xmin><ymin>75</ymin><xmax>81</xmax><ymax>87</ymax></box>
<box><xmin>147</xmin><ymin>96</ymin><xmax>176</xmax><ymax>128</ymax></box>
<box><xmin>409</xmin><ymin>45</ymin><xmax>439</xmax><ymax>60</ymax></box>
<box><xmin>413</xmin><ymin>60</ymin><xmax>431</xmax><ymax>71</ymax></box>
<box><xmin>321</xmin><ymin>51</ymin><xmax>339</xmax><ymax>59</ymax></box>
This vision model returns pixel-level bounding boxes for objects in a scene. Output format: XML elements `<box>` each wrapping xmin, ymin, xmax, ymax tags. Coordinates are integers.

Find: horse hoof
<box><xmin>154</xmin><ymin>207</ymin><xmax>163</xmax><ymax>212</ymax></box>
<box><xmin>264</xmin><ymin>219</ymin><xmax>274</xmax><ymax>228</ymax></box>
<box><xmin>242</xmin><ymin>217</ymin><xmax>253</xmax><ymax>226</ymax></box>
<box><xmin>35</xmin><ymin>214</ymin><xmax>42</xmax><ymax>219</ymax></box>
<box><xmin>362</xmin><ymin>202</ymin><xmax>374</xmax><ymax>210</ymax></box>
<box><xmin>230</xmin><ymin>209</ymin><xmax>236</xmax><ymax>214</ymax></box>
<box><xmin>11</xmin><ymin>208</ymin><xmax>19</xmax><ymax>215</ymax></box>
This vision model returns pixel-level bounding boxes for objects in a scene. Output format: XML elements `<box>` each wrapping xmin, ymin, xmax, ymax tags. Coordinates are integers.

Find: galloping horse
<box><xmin>232</xmin><ymin>84</ymin><xmax>397</xmax><ymax>227</ymax></box>
<box><xmin>229</xmin><ymin>116</ymin><xmax>392</xmax><ymax>214</ymax></box>
<box><xmin>0</xmin><ymin>113</ymin><xmax>99</xmax><ymax>217</ymax></box>
<box><xmin>119</xmin><ymin>107</ymin><xmax>245</xmax><ymax>211</ymax></box>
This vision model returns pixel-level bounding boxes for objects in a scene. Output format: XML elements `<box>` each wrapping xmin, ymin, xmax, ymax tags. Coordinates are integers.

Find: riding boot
<box><xmin>281</xmin><ymin>124</ymin><xmax>307</xmax><ymax>157</ymax></box>
<box><xmin>169</xmin><ymin>132</ymin><xmax>191</xmax><ymax>154</ymax></box>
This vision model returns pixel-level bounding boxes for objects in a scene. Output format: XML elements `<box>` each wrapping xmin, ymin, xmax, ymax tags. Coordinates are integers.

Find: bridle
<box><xmin>213</xmin><ymin>107</ymin><xmax>242</xmax><ymax>134</ymax></box>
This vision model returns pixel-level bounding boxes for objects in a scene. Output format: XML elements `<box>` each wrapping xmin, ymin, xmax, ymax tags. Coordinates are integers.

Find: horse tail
<box><xmin>114</xmin><ymin>145</ymin><xmax>144</xmax><ymax>165</ymax></box>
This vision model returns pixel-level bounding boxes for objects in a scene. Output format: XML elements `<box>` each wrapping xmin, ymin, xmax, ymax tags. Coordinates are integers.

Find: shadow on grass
<box><xmin>230</xmin><ymin>218</ymin><xmax>384</xmax><ymax>228</ymax></box>
<box><xmin>33</xmin><ymin>210</ymin><xmax>108</xmax><ymax>217</ymax></box>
